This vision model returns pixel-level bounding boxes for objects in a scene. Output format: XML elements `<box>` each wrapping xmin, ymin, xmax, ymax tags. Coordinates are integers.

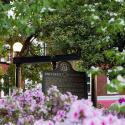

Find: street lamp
<box><xmin>13</xmin><ymin>42</ymin><xmax>23</xmax><ymax>55</ymax></box>
<box><xmin>13</xmin><ymin>42</ymin><xmax>23</xmax><ymax>88</ymax></box>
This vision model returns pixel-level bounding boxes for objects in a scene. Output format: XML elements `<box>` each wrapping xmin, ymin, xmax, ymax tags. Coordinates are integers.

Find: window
<box><xmin>87</xmin><ymin>74</ymin><xmax>91</xmax><ymax>95</ymax></box>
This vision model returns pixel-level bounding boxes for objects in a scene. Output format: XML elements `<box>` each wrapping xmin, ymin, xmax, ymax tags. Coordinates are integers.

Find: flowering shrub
<box><xmin>0</xmin><ymin>86</ymin><xmax>125</xmax><ymax>125</ymax></box>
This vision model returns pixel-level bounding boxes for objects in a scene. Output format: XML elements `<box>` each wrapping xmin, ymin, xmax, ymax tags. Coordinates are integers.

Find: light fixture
<box><xmin>12</xmin><ymin>42</ymin><xmax>23</xmax><ymax>88</ymax></box>
<box><xmin>13</xmin><ymin>42</ymin><xmax>23</xmax><ymax>52</ymax></box>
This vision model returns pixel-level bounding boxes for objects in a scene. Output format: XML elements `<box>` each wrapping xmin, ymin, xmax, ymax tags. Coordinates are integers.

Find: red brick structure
<box><xmin>96</xmin><ymin>74</ymin><xmax>107</xmax><ymax>96</ymax></box>
<box><xmin>95</xmin><ymin>74</ymin><xmax>125</xmax><ymax>96</ymax></box>
<box><xmin>0</xmin><ymin>63</ymin><xmax>9</xmax><ymax>73</ymax></box>
<box><xmin>95</xmin><ymin>74</ymin><xmax>125</xmax><ymax>108</ymax></box>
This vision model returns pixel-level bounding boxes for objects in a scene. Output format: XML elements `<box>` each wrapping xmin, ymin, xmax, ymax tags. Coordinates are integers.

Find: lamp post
<box><xmin>13</xmin><ymin>42</ymin><xmax>23</xmax><ymax>88</ymax></box>
<box><xmin>91</xmin><ymin>74</ymin><xmax>97</xmax><ymax>107</ymax></box>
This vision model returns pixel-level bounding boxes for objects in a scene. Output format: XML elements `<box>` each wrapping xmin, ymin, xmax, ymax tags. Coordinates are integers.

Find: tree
<box><xmin>0</xmin><ymin>0</ymin><xmax>66</xmax><ymax>50</ymax></box>
<box><xmin>1</xmin><ymin>0</ymin><xmax>125</xmax><ymax>87</ymax></box>
<box><xmin>0</xmin><ymin>0</ymin><xmax>68</xmax><ymax>84</ymax></box>
<box><xmin>41</xmin><ymin>0</ymin><xmax>125</xmax><ymax>69</ymax></box>
<box><xmin>39</xmin><ymin>0</ymin><xmax>125</xmax><ymax>92</ymax></box>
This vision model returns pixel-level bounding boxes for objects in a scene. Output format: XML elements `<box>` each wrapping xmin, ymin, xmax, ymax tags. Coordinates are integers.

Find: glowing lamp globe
<box><xmin>13</xmin><ymin>42</ymin><xmax>23</xmax><ymax>52</ymax></box>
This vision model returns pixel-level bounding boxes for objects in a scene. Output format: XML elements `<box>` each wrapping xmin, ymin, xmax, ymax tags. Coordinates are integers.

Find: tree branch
<box><xmin>2</xmin><ymin>0</ymin><xmax>10</xmax><ymax>4</ymax></box>
<box><xmin>19</xmin><ymin>28</ymin><xmax>43</xmax><ymax>57</ymax></box>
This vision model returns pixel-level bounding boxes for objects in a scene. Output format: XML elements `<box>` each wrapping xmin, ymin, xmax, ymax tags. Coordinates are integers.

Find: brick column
<box><xmin>96</xmin><ymin>74</ymin><xmax>107</xmax><ymax>96</ymax></box>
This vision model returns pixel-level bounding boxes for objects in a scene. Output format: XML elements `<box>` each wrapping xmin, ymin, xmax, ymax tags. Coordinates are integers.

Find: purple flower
<box><xmin>1</xmin><ymin>85</ymin><xmax>125</xmax><ymax>125</ymax></box>
<box><xmin>118</xmin><ymin>98</ymin><xmax>125</xmax><ymax>104</ymax></box>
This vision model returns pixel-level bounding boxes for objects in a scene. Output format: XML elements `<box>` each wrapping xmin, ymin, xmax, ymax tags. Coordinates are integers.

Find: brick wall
<box><xmin>0</xmin><ymin>64</ymin><xmax>9</xmax><ymax>73</ymax></box>
<box><xmin>96</xmin><ymin>74</ymin><xmax>107</xmax><ymax>96</ymax></box>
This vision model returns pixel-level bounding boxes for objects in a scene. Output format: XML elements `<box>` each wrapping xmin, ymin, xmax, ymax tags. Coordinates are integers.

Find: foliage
<box><xmin>0</xmin><ymin>0</ymin><xmax>66</xmax><ymax>39</ymax></box>
<box><xmin>22</xmin><ymin>63</ymin><xmax>52</xmax><ymax>84</ymax></box>
<box><xmin>1</xmin><ymin>0</ymin><xmax>125</xmax><ymax>87</ymax></box>
<box><xmin>0</xmin><ymin>65</ymin><xmax>4</xmax><ymax>77</ymax></box>
<box><xmin>0</xmin><ymin>0</ymin><xmax>68</xmax><ymax>84</ymax></box>
<box><xmin>105</xmin><ymin>49</ymin><xmax>125</xmax><ymax>93</ymax></box>
<box><xmin>109</xmin><ymin>98</ymin><xmax>125</xmax><ymax>118</ymax></box>
<box><xmin>41</xmin><ymin>0</ymin><xmax>125</xmax><ymax>69</ymax></box>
